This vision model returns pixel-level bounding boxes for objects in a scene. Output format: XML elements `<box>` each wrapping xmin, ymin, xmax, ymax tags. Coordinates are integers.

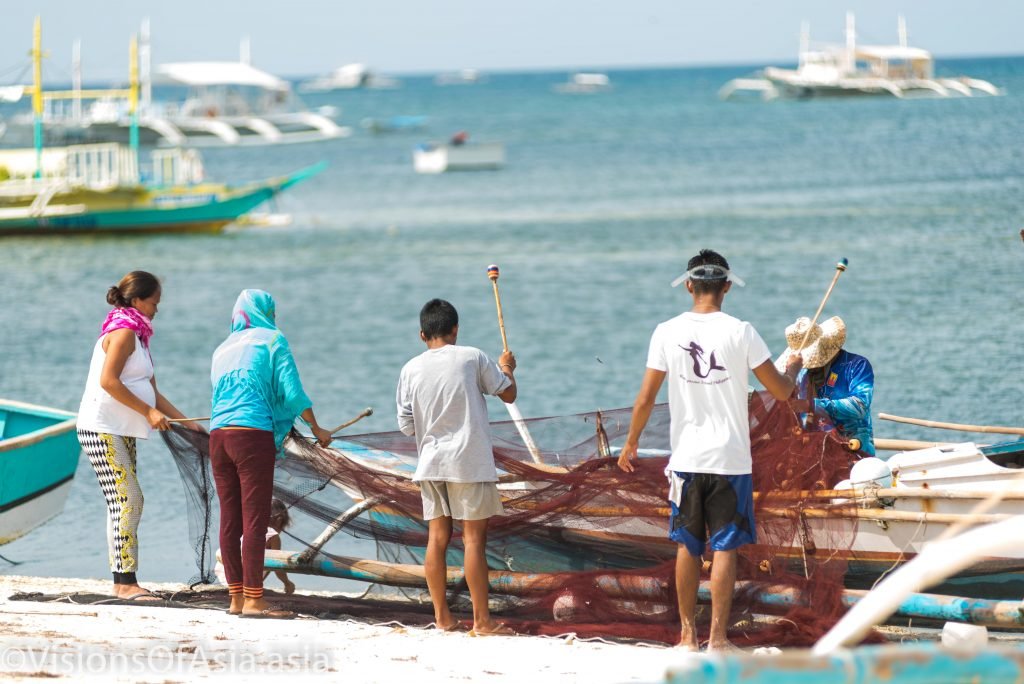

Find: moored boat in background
<box><xmin>413</xmin><ymin>141</ymin><xmax>505</xmax><ymax>173</ymax></box>
<box><xmin>0</xmin><ymin>142</ymin><xmax>324</xmax><ymax>235</ymax></box>
<box><xmin>720</xmin><ymin>13</ymin><xmax>1002</xmax><ymax>100</ymax></box>
<box><xmin>553</xmin><ymin>72</ymin><xmax>612</xmax><ymax>94</ymax></box>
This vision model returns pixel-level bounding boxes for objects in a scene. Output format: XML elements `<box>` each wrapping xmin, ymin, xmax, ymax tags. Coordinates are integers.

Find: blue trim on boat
<box><xmin>0</xmin><ymin>473</ymin><xmax>74</xmax><ymax>514</ymax></box>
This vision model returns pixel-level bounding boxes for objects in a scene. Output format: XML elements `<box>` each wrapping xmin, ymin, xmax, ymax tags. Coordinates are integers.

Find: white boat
<box><xmin>553</xmin><ymin>72</ymin><xmax>612</xmax><ymax>94</ymax></box>
<box><xmin>434</xmin><ymin>69</ymin><xmax>486</xmax><ymax>86</ymax></box>
<box><xmin>299</xmin><ymin>63</ymin><xmax>401</xmax><ymax>92</ymax></box>
<box><xmin>413</xmin><ymin>142</ymin><xmax>505</xmax><ymax>173</ymax></box>
<box><xmin>1</xmin><ymin>27</ymin><xmax>349</xmax><ymax>148</ymax></box>
<box><xmin>720</xmin><ymin>14</ymin><xmax>1001</xmax><ymax>100</ymax></box>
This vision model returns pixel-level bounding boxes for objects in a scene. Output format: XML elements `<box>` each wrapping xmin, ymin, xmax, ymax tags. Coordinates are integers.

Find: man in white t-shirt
<box><xmin>618</xmin><ymin>249</ymin><xmax>802</xmax><ymax>652</ymax></box>
<box><xmin>396</xmin><ymin>298</ymin><xmax>518</xmax><ymax>636</ymax></box>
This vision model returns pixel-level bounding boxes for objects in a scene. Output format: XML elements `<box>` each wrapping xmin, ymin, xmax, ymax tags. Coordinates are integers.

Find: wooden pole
<box><xmin>486</xmin><ymin>264</ymin><xmax>543</xmax><ymax>464</ymax></box>
<box><xmin>878</xmin><ymin>413</ymin><xmax>1024</xmax><ymax>437</ymax></box>
<box><xmin>487</xmin><ymin>264</ymin><xmax>509</xmax><ymax>352</ymax></box>
<box><xmin>797</xmin><ymin>258</ymin><xmax>848</xmax><ymax>351</ymax></box>
<box><xmin>329</xmin><ymin>407</ymin><xmax>373</xmax><ymax>435</ymax></box>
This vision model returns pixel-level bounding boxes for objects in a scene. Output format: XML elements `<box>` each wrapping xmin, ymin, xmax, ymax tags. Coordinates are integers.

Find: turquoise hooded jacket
<box><xmin>210</xmin><ymin>290</ymin><xmax>312</xmax><ymax>451</ymax></box>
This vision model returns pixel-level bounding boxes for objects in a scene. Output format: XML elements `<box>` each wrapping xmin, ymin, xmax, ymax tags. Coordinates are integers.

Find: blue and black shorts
<box><xmin>668</xmin><ymin>472</ymin><xmax>756</xmax><ymax>557</ymax></box>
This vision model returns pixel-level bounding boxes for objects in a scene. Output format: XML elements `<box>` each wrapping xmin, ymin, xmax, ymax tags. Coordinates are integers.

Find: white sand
<box><xmin>0</xmin><ymin>575</ymin><xmax>692</xmax><ymax>682</ymax></box>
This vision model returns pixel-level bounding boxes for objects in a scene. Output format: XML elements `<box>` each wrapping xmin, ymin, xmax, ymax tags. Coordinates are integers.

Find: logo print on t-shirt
<box><xmin>680</xmin><ymin>342</ymin><xmax>727</xmax><ymax>379</ymax></box>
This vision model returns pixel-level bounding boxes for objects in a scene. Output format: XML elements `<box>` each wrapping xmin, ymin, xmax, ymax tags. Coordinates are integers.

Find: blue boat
<box><xmin>0</xmin><ymin>399</ymin><xmax>80</xmax><ymax>545</ymax></box>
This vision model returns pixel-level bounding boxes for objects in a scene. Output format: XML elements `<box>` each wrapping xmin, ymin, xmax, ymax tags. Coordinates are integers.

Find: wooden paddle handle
<box><xmin>329</xmin><ymin>408</ymin><xmax>374</xmax><ymax>435</ymax></box>
<box><xmin>797</xmin><ymin>259</ymin><xmax>848</xmax><ymax>352</ymax></box>
<box><xmin>490</xmin><ymin>279</ymin><xmax>509</xmax><ymax>352</ymax></box>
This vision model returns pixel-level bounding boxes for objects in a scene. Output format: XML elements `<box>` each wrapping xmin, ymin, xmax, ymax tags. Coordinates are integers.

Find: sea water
<box><xmin>1</xmin><ymin>60</ymin><xmax>1022</xmax><ymax>586</ymax></box>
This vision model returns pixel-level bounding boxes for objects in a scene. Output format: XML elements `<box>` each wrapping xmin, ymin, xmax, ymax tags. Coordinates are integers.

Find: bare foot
<box><xmin>707</xmin><ymin>640</ymin><xmax>743</xmax><ymax>653</ymax></box>
<box><xmin>228</xmin><ymin>594</ymin><xmax>244</xmax><ymax>615</ymax></box>
<box><xmin>677</xmin><ymin>626</ymin><xmax>699</xmax><ymax>652</ymax></box>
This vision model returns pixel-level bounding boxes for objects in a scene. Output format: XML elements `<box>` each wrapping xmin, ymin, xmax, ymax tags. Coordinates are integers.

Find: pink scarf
<box><xmin>100</xmin><ymin>307</ymin><xmax>154</xmax><ymax>349</ymax></box>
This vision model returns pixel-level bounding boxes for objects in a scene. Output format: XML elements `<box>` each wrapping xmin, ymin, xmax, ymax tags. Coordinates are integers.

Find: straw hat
<box><xmin>781</xmin><ymin>316</ymin><xmax>846</xmax><ymax>370</ymax></box>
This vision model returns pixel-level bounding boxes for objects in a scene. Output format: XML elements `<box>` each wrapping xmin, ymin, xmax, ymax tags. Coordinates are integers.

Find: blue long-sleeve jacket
<box><xmin>210</xmin><ymin>290</ymin><xmax>312</xmax><ymax>452</ymax></box>
<box><xmin>795</xmin><ymin>349</ymin><xmax>875</xmax><ymax>456</ymax></box>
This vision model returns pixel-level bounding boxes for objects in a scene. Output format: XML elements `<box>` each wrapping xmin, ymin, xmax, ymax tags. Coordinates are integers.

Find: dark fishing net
<box><xmin>160</xmin><ymin>426</ymin><xmax>217</xmax><ymax>587</ymax></box>
<box><xmin>163</xmin><ymin>393</ymin><xmax>873</xmax><ymax>646</ymax></box>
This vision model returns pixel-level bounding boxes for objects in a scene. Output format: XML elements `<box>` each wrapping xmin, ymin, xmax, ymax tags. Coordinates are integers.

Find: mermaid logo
<box><xmin>679</xmin><ymin>342</ymin><xmax>726</xmax><ymax>379</ymax></box>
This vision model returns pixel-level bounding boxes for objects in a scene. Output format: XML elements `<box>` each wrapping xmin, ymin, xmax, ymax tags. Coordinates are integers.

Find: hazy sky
<box><xmin>2</xmin><ymin>1</ymin><xmax>1021</xmax><ymax>82</ymax></box>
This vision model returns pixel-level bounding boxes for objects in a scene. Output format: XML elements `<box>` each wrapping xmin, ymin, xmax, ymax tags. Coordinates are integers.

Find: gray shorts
<box><xmin>419</xmin><ymin>481</ymin><xmax>504</xmax><ymax>521</ymax></box>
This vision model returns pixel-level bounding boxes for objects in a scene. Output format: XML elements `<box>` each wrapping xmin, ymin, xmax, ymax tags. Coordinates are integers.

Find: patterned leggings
<box><xmin>77</xmin><ymin>429</ymin><xmax>143</xmax><ymax>581</ymax></box>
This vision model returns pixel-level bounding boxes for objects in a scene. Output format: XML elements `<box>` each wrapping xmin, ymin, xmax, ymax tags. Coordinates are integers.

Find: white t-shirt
<box><xmin>396</xmin><ymin>345</ymin><xmax>511</xmax><ymax>483</ymax></box>
<box><xmin>646</xmin><ymin>311</ymin><xmax>771</xmax><ymax>475</ymax></box>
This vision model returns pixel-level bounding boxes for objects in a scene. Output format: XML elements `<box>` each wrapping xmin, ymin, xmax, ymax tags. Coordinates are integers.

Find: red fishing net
<box><xmin>255</xmin><ymin>392</ymin><xmax>868</xmax><ymax>646</ymax></box>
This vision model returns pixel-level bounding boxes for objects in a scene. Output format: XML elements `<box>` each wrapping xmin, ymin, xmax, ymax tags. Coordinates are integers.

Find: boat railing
<box><xmin>149</xmin><ymin>148</ymin><xmax>204</xmax><ymax>186</ymax></box>
<box><xmin>65</xmin><ymin>144</ymin><xmax>139</xmax><ymax>189</ymax></box>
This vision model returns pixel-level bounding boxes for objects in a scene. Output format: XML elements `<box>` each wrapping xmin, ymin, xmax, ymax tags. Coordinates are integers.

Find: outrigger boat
<box><xmin>0</xmin><ymin>18</ymin><xmax>323</xmax><ymax>236</ymax></box>
<box><xmin>0</xmin><ymin>399</ymin><xmax>79</xmax><ymax>545</ymax></box>
<box><xmin>0</xmin><ymin>25</ymin><xmax>348</xmax><ymax>148</ymax></box>
<box><xmin>0</xmin><ymin>143</ymin><xmax>324</xmax><ymax>235</ymax></box>
<box><xmin>720</xmin><ymin>14</ymin><xmax>1001</xmax><ymax>100</ymax></box>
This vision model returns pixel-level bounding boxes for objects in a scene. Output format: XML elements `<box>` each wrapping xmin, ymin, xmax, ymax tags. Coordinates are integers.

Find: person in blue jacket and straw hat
<box><xmin>210</xmin><ymin>289</ymin><xmax>332</xmax><ymax>619</ymax></box>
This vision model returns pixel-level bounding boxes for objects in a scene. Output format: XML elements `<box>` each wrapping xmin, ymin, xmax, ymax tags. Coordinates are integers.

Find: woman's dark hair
<box><xmin>420</xmin><ymin>298</ymin><xmax>459</xmax><ymax>340</ymax></box>
<box><xmin>270</xmin><ymin>498</ymin><xmax>291</xmax><ymax>530</ymax></box>
<box><xmin>107</xmin><ymin>271</ymin><xmax>161</xmax><ymax>308</ymax></box>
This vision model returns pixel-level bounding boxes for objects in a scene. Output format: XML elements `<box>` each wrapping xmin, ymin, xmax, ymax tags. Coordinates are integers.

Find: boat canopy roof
<box><xmin>856</xmin><ymin>45</ymin><xmax>932</xmax><ymax>62</ymax></box>
<box><xmin>156</xmin><ymin>62</ymin><xmax>290</xmax><ymax>91</ymax></box>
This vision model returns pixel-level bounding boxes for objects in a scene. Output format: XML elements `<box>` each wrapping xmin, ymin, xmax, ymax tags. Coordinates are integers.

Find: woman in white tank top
<box><xmin>77</xmin><ymin>271</ymin><xmax>200</xmax><ymax>601</ymax></box>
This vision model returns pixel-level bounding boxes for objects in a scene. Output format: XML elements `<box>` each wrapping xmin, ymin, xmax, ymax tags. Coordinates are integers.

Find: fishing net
<box><xmin>162</xmin><ymin>392</ymin><xmax>872</xmax><ymax>647</ymax></box>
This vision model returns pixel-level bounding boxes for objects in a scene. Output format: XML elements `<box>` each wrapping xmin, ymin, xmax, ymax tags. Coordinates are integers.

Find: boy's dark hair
<box><xmin>420</xmin><ymin>299</ymin><xmax>459</xmax><ymax>340</ymax></box>
<box><xmin>686</xmin><ymin>249</ymin><xmax>730</xmax><ymax>296</ymax></box>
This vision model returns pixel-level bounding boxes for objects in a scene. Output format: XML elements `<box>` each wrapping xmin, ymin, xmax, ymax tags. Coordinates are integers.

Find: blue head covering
<box><xmin>211</xmin><ymin>289</ymin><xmax>312</xmax><ymax>451</ymax></box>
<box><xmin>231</xmin><ymin>289</ymin><xmax>277</xmax><ymax>333</ymax></box>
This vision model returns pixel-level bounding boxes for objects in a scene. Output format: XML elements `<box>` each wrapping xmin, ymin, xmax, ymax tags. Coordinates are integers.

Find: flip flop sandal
<box><xmin>428</xmin><ymin>621</ymin><xmax>461</xmax><ymax>633</ymax></box>
<box><xmin>123</xmin><ymin>591</ymin><xmax>163</xmax><ymax>602</ymax></box>
<box><xmin>468</xmin><ymin>623</ymin><xmax>516</xmax><ymax>637</ymax></box>
<box><xmin>239</xmin><ymin>608</ymin><xmax>296</xmax><ymax>620</ymax></box>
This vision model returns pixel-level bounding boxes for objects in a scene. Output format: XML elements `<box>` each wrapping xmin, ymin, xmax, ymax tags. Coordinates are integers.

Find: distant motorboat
<box><xmin>413</xmin><ymin>141</ymin><xmax>505</xmax><ymax>174</ymax></box>
<box><xmin>720</xmin><ymin>13</ymin><xmax>1001</xmax><ymax>100</ymax></box>
<box><xmin>300</xmin><ymin>63</ymin><xmax>401</xmax><ymax>92</ymax></box>
<box><xmin>434</xmin><ymin>69</ymin><xmax>486</xmax><ymax>86</ymax></box>
<box><xmin>553</xmin><ymin>72</ymin><xmax>612</xmax><ymax>94</ymax></box>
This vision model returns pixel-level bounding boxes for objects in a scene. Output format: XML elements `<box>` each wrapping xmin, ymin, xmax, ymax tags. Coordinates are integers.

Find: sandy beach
<box><xmin>0</xmin><ymin>575</ymin><xmax>694</xmax><ymax>682</ymax></box>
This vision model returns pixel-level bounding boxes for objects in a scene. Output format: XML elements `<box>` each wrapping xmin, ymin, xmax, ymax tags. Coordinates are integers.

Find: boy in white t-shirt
<box><xmin>396</xmin><ymin>298</ymin><xmax>518</xmax><ymax>635</ymax></box>
<box><xmin>618</xmin><ymin>249</ymin><xmax>802</xmax><ymax>652</ymax></box>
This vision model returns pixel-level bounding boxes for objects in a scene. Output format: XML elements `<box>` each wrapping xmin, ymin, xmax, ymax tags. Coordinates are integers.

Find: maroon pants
<box><xmin>210</xmin><ymin>428</ymin><xmax>276</xmax><ymax>600</ymax></box>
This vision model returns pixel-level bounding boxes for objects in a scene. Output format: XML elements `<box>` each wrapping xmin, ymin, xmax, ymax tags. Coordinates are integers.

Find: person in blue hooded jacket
<box><xmin>780</xmin><ymin>316</ymin><xmax>875</xmax><ymax>457</ymax></box>
<box><xmin>210</xmin><ymin>289</ymin><xmax>332</xmax><ymax>619</ymax></box>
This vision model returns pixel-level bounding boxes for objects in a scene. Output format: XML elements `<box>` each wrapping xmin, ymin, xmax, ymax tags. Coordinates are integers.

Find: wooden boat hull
<box><xmin>0</xmin><ymin>163</ymin><xmax>324</xmax><ymax>236</ymax></box>
<box><xmin>0</xmin><ymin>399</ymin><xmax>79</xmax><ymax>545</ymax></box>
